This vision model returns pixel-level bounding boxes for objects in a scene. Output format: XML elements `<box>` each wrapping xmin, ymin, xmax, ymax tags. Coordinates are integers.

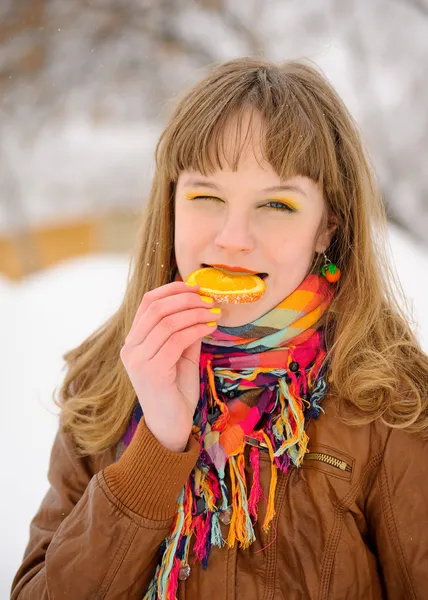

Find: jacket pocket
<box><xmin>302</xmin><ymin>444</ymin><xmax>354</xmax><ymax>481</ymax></box>
<box><xmin>304</xmin><ymin>452</ymin><xmax>352</xmax><ymax>472</ymax></box>
<box><xmin>244</xmin><ymin>438</ymin><xmax>354</xmax><ymax>482</ymax></box>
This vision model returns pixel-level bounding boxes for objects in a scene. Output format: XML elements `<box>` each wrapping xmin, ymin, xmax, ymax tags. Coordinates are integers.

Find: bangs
<box><xmin>158</xmin><ymin>61</ymin><xmax>340</xmax><ymax>193</ymax></box>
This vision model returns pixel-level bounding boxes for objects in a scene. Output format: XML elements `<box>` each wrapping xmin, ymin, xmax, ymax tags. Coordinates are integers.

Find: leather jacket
<box><xmin>11</xmin><ymin>395</ymin><xmax>428</xmax><ymax>599</ymax></box>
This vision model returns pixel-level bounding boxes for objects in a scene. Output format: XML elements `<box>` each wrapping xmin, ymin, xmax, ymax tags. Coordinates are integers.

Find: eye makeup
<box><xmin>266</xmin><ymin>196</ymin><xmax>300</xmax><ymax>211</ymax></box>
<box><xmin>183</xmin><ymin>191</ymin><xmax>300</xmax><ymax>212</ymax></box>
<box><xmin>184</xmin><ymin>191</ymin><xmax>217</xmax><ymax>200</ymax></box>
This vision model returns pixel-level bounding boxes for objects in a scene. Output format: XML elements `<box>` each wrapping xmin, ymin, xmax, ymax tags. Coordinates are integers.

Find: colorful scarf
<box><xmin>116</xmin><ymin>273</ymin><xmax>334</xmax><ymax>600</ymax></box>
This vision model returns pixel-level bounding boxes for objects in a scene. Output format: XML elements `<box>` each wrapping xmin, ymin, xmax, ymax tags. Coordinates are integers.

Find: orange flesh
<box><xmin>192</xmin><ymin>269</ymin><xmax>261</xmax><ymax>291</ymax></box>
<box><xmin>186</xmin><ymin>267</ymin><xmax>266</xmax><ymax>304</ymax></box>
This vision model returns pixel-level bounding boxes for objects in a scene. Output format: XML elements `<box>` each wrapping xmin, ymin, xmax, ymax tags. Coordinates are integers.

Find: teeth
<box><xmin>202</xmin><ymin>264</ymin><xmax>268</xmax><ymax>280</ymax></box>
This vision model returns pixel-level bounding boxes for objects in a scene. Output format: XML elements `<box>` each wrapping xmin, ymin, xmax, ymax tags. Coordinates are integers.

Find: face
<box><xmin>174</xmin><ymin>112</ymin><xmax>336</xmax><ymax>327</ymax></box>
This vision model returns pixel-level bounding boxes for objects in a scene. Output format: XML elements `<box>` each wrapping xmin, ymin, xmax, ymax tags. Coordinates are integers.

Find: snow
<box><xmin>0</xmin><ymin>254</ymin><xmax>129</xmax><ymax>596</ymax></box>
<box><xmin>1</xmin><ymin>226</ymin><xmax>427</xmax><ymax>595</ymax></box>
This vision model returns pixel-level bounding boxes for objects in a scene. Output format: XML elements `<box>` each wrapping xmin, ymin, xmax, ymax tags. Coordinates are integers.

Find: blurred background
<box><xmin>1</xmin><ymin>0</ymin><xmax>428</xmax><ymax>595</ymax></box>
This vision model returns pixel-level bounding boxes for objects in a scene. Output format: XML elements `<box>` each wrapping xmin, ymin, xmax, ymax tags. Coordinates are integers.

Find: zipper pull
<box><xmin>244</xmin><ymin>435</ymin><xmax>268</xmax><ymax>450</ymax></box>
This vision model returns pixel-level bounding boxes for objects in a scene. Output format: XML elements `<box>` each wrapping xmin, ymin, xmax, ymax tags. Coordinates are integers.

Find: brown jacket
<box><xmin>11</xmin><ymin>395</ymin><xmax>428</xmax><ymax>599</ymax></box>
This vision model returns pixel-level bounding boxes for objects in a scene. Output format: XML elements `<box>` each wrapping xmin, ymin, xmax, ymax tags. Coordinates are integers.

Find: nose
<box><xmin>214</xmin><ymin>210</ymin><xmax>255</xmax><ymax>254</ymax></box>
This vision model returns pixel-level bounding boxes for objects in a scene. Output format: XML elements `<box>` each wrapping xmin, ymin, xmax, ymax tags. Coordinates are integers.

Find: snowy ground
<box><xmin>1</xmin><ymin>225</ymin><xmax>428</xmax><ymax>596</ymax></box>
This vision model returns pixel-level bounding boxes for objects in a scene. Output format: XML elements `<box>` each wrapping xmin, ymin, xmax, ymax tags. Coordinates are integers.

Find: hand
<box><xmin>120</xmin><ymin>281</ymin><xmax>221</xmax><ymax>452</ymax></box>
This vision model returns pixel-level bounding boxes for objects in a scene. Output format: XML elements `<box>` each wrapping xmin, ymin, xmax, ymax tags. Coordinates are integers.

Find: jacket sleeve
<box><xmin>365</xmin><ymin>427</ymin><xmax>428</xmax><ymax>600</ymax></box>
<box><xmin>11</xmin><ymin>416</ymin><xmax>200</xmax><ymax>599</ymax></box>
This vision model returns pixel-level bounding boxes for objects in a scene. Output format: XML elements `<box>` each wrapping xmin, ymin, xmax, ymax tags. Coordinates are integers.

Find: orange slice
<box><xmin>186</xmin><ymin>266</ymin><xmax>266</xmax><ymax>304</ymax></box>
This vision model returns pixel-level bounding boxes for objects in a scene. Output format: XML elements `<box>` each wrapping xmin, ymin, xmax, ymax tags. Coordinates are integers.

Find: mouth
<box><xmin>201</xmin><ymin>264</ymin><xmax>269</xmax><ymax>280</ymax></box>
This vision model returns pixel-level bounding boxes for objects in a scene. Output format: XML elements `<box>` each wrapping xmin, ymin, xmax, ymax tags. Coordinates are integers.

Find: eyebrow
<box><xmin>181</xmin><ymin>178</ymin><xmax>307</xmax><ymax>197</ymax></box>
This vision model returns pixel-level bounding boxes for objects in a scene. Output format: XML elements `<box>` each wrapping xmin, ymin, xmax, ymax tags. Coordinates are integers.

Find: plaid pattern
<box><xmin>203</xmin><ymin>273</ymin><xmax>332</xmax><ymax>353</ymax></box>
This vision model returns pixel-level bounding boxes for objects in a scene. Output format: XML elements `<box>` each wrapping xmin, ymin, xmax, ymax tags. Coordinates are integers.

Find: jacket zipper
<box><xmin>245</xmin><ymin>437</ymin><xmax>352</xmax><ymax>473</ymax></box>
<box><xmin>304</xmin><ymin>452</ymin><xmax>352</xmax><ymax>472</ymax></box>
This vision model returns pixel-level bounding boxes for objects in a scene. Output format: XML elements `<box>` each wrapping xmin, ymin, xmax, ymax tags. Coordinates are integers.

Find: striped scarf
<box><xmin>117</xmin><ymin>273</ymin><xmax>334</xmax><ymax>600</ymax></box>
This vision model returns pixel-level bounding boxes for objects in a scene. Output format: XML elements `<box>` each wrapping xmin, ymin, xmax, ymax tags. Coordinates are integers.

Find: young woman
<box><xmin>11</xmin><ymin>57</ymin><xmax>428</xmax><ymax>600</ymax></box>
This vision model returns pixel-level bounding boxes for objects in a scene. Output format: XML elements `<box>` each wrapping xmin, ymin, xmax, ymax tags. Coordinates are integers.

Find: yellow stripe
<box><xmin>277</xmin><ymin>289</ymin><xmax>313</xmax><ymax>310</ymax></box>
<box><xmin>291</xmin><ymin>306</ymin><xmax>322</xmax><ymax>330</ymax></box>
<box><xmin>257</xmin><ymin>308</ymin><xmax>300</xmax><ymax>329</ymax></box>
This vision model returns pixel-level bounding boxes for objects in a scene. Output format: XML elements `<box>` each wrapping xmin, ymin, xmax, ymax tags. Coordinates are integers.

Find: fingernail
<box><xmin>200</xmin><ymin>296</ymin><xmax>214</xmax><ymax>304</ymax></box>
<box><xmin>206</xmin><ymin>321</ymin><xmax>217</xmax><ymax>327</ymax></box>
<box><xmin>209</xmin><ymin>307</ymin><xmax>221</xmax><ymax>314</ymax></box>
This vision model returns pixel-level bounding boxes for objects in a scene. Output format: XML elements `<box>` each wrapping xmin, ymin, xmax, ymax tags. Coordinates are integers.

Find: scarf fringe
<box><xmin>206</xmin><ymin>359</ymin><xmax>229</xmax><ymax>431</ymax></box>
<box><xmin>248</xmin><ymin>446</ymin><xmax>262</xmax><ymax>520</ymax></box>
<box><xmin>227</xmin><ymin>455</ymin><xmax>256</xmax><ymax>549</ymax></box>
<box><xmin>142</xmin><ymin>333</ymin><xmax>330</xmax><ymax>600</ymax></box>
<box><xmin>260</xmin><ymin>431</ymin><xmax>278</xmax><ymax>532</ymax></box>
<box><xmin>148</xmin><ymin>489</ymin><xmax>186</xmax><ymax>600</ymax></box>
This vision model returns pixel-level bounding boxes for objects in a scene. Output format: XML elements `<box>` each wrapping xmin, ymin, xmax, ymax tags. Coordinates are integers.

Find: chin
<box><xmin>218</xmin><ymin>295</ymin><xmax>268</xmax><ymax>326</ymax></box>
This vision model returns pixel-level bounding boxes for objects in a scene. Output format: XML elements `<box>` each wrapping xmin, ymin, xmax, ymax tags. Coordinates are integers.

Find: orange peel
<box><xmin>186</xmin><ymin>266</ymin><xmax>266</xmax><ymax>304</ymax></box>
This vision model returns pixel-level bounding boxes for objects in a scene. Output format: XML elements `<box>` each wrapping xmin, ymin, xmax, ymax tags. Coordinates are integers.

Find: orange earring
<box><xmin>320</xmin><ymin>251</ymin><xmax>341</xmax><ymax>283</ymax></box>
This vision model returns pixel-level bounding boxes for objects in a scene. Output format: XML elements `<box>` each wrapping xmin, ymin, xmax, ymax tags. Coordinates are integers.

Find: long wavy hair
<box><xmin>55</xmin><ymin>57</ymin><xmax>428</xmax><ymax>455</ymax></box>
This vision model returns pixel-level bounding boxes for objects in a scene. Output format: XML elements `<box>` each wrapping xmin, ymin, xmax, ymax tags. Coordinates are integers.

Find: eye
<box><xmin>264</xmin><ymin>201</ymin><xmax>296</xmax><ymax>213</ymax></box>
<box><xmin>186</xmin><ymin>195</ymin><xmax>222</xmax><ymax>202</ymax></box>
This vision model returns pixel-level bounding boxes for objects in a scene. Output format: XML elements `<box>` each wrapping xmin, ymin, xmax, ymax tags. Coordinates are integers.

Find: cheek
<box><xmin>273</xmin><ymin>227</ymin><xmax>318</xmax><ymax>260</ymax></box>
<box><xmin>175</xmin><ymin>208</ymin><xmax>194</xmax><ymax>239</ymax></box>
<box><xmin>174</xmin><ymin>212</ymin><xmax>189</xmax><ymax>259</ymax></box>
<box><xmin>174</xmin><ymin>211</ymin><xmax>211</xmax><ymax>258</ymax></box>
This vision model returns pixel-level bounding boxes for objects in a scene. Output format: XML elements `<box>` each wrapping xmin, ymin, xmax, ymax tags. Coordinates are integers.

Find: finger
<box><xmin>152</xmin><ymin>322</ymin><xmax>217</xmax><ymax>368</ymax></box>
<box><xmin>133</xmin><ymin>304</ymin><xmax>221</xmax><ymax>359</ymax></box>
<box><xmin>126</xmin><ymin>289</ymin><xmax>215</xmax><ymax>346</ymax></box>
<box><xmin>129</xmin><ymin>281</ymin><xmax>200</xmax><ymax>333</ymax></box>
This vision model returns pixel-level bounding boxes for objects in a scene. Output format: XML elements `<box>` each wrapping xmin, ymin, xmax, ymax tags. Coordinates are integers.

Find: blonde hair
<box><xmin>56</xmin><ymin>57</ymin><xmax>428</xmax><ymax>455</ymax></box>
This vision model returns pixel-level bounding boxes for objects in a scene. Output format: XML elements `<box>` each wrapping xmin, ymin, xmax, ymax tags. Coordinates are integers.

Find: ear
<box><xmin>315</xmin><ymin>215</ymin><xmax>338</xmax><ymax>254</ymax></box>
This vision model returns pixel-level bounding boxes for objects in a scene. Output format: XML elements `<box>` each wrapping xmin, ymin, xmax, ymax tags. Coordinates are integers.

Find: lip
<box><xmin>202</xmin><ymin>263</ymin><xmax>268</xmax><ymax>279</ymax></box>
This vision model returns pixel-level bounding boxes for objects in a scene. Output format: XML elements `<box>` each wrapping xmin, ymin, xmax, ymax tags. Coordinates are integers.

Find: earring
<box><xmin>320</xmin><ymin>251</ymin><xmax>341</xmax><ymax>283</ymax></box>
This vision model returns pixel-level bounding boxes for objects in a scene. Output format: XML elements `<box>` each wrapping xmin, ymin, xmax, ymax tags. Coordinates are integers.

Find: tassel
<box><xmin>248</xmin><ymin>446</ymin><xmax>262</xmax><ymax>520</ymax></box>
<box><xmin>236</xmin><ymin>454</ymin><xmax>256</xmax><ymax>546</ymax></box>
<box><xmin>307</xmin><ymin>367</ymin><xmax>328</xmax><ymax>420</ymax></box>
<box><xmin>157</xmin><ymin>489</ymin><xmax>186</xmax><ymax>600</ymax></box>
<box><xmin>261</xmin><ymin>432</ymin><xmax>278</xmax><ymax>532</ymax></box>
<box><xmin>184</xmin><ymin>533</ymin><xmax>192</xmax><ymax>564</ymax></box>
<box><xmin>183</xmin><ymin>480</ymin><xmax>193</xmax><ymax>535</ymax></box>
<box><xmin>200</xmin><ymin>469</ymin><xmax>220</xmax><ymax>512</ymax></box>
<box><xmin>226</xmin><ymin>455</ymin><xmax>256</xmax><ymax>549</ymax></box>
<box><xmin>202</xmin><ymin>524</ymin><xmax>213</xmax><ymax>569</ymax></box>
<box><xmin>207</xmin><ymin>360</ymin><xmax>229</xmax><ymax>431</ymax></box>
<box><xmin>273</xmin><ymin>378</ymin><xmax>308</xmax><ymax>466</ymax></box>
<box><xmin>219</xmin><ymin>471</ymin><xmax>229</xmax><ymax>511</ymax></box>
<box><xmin>194</xmin><ymin>468</ymin><xmax>202</xmax><ymax>495</ymax></box>
<box><xmin>211</xmin><ymin>511</ymin><xmax>224</xmax><ymax>548</ymax></box>
<box><xmin>167</xmin><ymin>557</ymin><xmax>181</xmax><ymax>600</ymax></box>
<box><xmin>227</xmin><ymin>456</ymin><xmax>238</xmax><ymax>548</ymax></box>
<box><xmin>193</xmin><ymin>513</ymin><xmax>212</xmax><ymax>567</ymax></box>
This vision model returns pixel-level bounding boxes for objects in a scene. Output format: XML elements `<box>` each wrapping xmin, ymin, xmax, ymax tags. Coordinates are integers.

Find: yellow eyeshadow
<box><xmin>268</xmin><ymin>197</ymin><xmax>300</xmax><ymax>210</ymax></box>
<box><xmin>184</xmin><ymin>191</ymin><xmax>211</xmax><ymax>199</ymax></box>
